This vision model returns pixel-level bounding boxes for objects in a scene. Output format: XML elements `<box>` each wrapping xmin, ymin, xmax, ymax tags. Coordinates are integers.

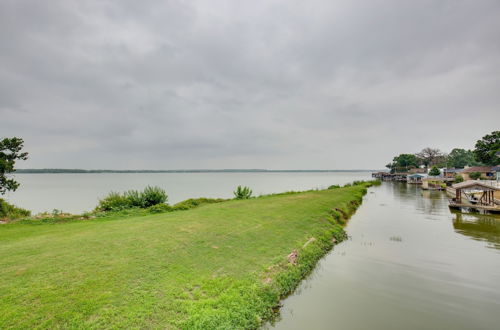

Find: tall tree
<box><xmin>416</xmin><ymin>147</ymin><xmax>445</xmax><ymax>168</ymax></box>
<box><xmin>447</xmin><ymin>148</ymin><xmax>480</xmax><ymax>168</ymax></box>
<box><xmin>0</xmin><ymin>137</ymin><xmax>29</xmax><ymax>195</ymax></box>
<box><xmin>473</xmin><ymin>131</ymin><xmax>499</xmax><ymax>165</ymax></box>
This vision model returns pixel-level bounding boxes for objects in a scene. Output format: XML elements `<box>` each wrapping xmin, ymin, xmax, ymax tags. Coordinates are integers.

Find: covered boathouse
<box><xmin>449</xmin><ymin>180</ymin><xmax>500</xmax><ymax>213</ymax></box>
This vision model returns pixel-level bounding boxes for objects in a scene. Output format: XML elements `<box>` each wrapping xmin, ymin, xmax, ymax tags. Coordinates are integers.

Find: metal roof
<box><xmin>408</xmin><ymin>174</ymin><xmax>426</xmax><ymax>178</ymax></box>
<box><xmin>452</xmin><ymin>180</ymin><xmax>499</xmax><ymax>191</ymax></box>
<box><xmin>443</xmin><ymin>168</ymin><xmax>463</xmax><ymax>173</ymax></box>
<box><xmin>461</xmin><ymin>166</ymin><xmax>494</xmax><ymax>173</ymax></box>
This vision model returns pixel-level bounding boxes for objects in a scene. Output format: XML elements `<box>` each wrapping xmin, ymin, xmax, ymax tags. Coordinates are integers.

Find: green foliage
<box><xmin>148</xmin><ymin>203</ymin><xmax>173</xmax><ymax>213</ymax></box>
<box><xmin>328</xmin><ymin>184</ymin><xmax>340</xmax><ymax>189</ymax></box>
<box><xmin>352</xmin><ymin>180</ymin><xmax>367</xmax><ymax>185</ymax></box>
<box><xmin>387</xmin><ymin>154</ymin><xmax>419</xmax><ymax>172</ymax></box>
<box><xmin>96</xmin><ymin>192</ymin><xmax>131</xmax><ymax>211</ymax></box>
<box><xmin>0</xmin><ymin>184</ymin><xmax>372</xmax><ymax>328</ymax></box>
<box><xmin>96</xmin><ymin>186</ymin><xmax>168</xmax><ymax>211</ymax></box>
<box><xmin>454</xmin><ymin>174</ymin><xmax>464</xmax><ymax>183</ymax></box>
<box><xmin>428</xmin><ymin>166</ymin><xmax>441</xmax><ymax>176</ymax></box>
<box><xmin>473</xmin><ymin>131</ymin><xmax>500</xmax><ymax>165</ymax></box>
<box><xmin>0</xmin><ymin>198</ymin><xmax>31</xmax><ymax>220</ymax></box>
<box><xmin>447</xmin><ymin>148</ymin><xmax>480</xmax><ymax>168</ymax></box>
<box><xmin>469</xmin><ymin>171</ymin><xmax>482</xmax><ymax>180</ymax></box>
<box><xmin>124</xmin><ymin>190</ymin><xmax>145</xmax><ymax>208</ymax></box>
<box><xmin>0</xmin><ymin>137</ymin><xmax>29</xmax><ymax>195</ymax></box>
<box><xmin>233</xmin><ymin>185</ymin><xmax>253</xmax><ymax>199</ymax></box>
<box><xmin>171</xmin><ymin>198</ymin><xmax>226</xmax><ymax>211</ymax></box>
<box><xmin>142</xmin><ymin>186</ymin><xmax>168</xmax><ymax>207</ymax></box>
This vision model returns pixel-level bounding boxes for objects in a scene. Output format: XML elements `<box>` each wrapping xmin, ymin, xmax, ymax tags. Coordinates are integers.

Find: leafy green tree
<box><xmin>0</xmin><ymin>137</ymin><xmax>28</xmax><ymax>195</ymax></box>
<box><xmin>473</xmin><ymin>131</ymin><xmax>500</xmax><ymax>165</ymax></box>
<box><xmin>454</xmin><ymin>174</ymin><xmax>464</xmax><ymax>183</ymax></box>
<box><xmin>469</xmin><ymin>172</ymin><xmax>482</xmax><ymax>180</ymax></box>
<box><xmin>387</xmin><ymin>154</ymin><xmax>419</xmax><ymax>173</ymax></box>
<box><xmin>428</xmin><ymin>166</ymin><xmax>441</xmax><ymax>176</ymax></box>
<box><xmin>447</xmin><ymin>148</ymin><xmax>480</xmax><ymax>168</ymax></box>
<box><xmin>233</xmin><ymin>186</ymin><xmax>252</xmax><ymax>199</ymax></box>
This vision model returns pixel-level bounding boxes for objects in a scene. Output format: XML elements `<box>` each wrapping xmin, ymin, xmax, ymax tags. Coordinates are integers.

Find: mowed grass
<box><xmin>0</xmin><ymin>185</ymin><xmax>370</xmax><ymax>329</ymax></box>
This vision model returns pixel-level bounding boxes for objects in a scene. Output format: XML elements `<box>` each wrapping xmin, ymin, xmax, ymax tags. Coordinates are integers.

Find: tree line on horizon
<box><xmin>386</xmin><ymin>131</ymin><xmax>499</xmax><ymax>173</ymax></box>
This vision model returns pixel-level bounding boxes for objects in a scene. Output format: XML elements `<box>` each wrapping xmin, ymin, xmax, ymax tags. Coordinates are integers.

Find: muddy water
<box><xmin>268</xmin><ymin>183</ymin><xmax>500</xmax><ymax>330</ymax></box>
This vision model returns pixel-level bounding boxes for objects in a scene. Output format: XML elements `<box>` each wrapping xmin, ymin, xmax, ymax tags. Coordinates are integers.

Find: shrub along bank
<box><xmin>0</xmin><ymin>198</ymin><xmax>30</xmax><ymax>220</ymax></box>
<box><xmin>0</xmin><ymin>181</ymin><xmax>378</xmax><ymax>329</ymax></box>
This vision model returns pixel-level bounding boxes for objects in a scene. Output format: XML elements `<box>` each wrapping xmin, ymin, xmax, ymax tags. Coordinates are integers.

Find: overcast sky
<box><xmin>1</xmin><ymin>0</ymin><xmax>499</xmax><ymax>170</ymax></box>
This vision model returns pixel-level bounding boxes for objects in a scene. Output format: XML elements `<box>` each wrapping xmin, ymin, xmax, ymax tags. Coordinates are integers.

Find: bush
<box><xmin>142</xmin><ymin>186</ymin><xmax>168</xmax><ymax>207</ymax></box>
<box><xmin>124</xmin><ymin>190</ymin><xmax>145</xmax><ymax>208</ymax></box>
<box><xmin>352</xmin><ymin>180</ymin><xmax>369</xmax><ymax>186</ymax></box>
<box><xmin>96</xmin><ymin>192</ymin><xmax>131</xmax><ymax>211</ymax></box>
<box><xmin>148</xmin><ymin>204</ymin><xmax>173</xmax><ymax>214</ymax></box>
<box><xmin>429</xmin><ymin>166</ymin><xmax>441</xmax><ymax>176</ymax></box>
<box><xmin>233</xmin><ymin>186</ymin><xmax>252</xmax><ymax>199</ymax></box>
<box><xmin>0</xmin><ymin>199</ymin><xmax>31</xmax><ymax>220</ymax></box>
<box><xmin>171</xmin><ymin>198</ymin><xmax>226</xmax><ymax>211</ymax></box>
<box><xmin>328</xmin><ymin>185</ymin><xmax>340</xmax><ymax>189</ymax></box>
<box><xmin>96</xmin><ymin>186</ymin><xmax>168</xmax><ymax>211</ymax></box>
<box><xmin>469</xmin><ymin>171</ymin><xmax>482</xmax><ymax>180</ymax></box>
<box><xmin>454</xmin><ymin>174</ymin><xmax>464</xmax><ymax>183</ymax></box>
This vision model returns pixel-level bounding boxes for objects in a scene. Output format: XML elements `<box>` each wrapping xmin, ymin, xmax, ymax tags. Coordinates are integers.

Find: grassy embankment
<box><xmin>0</xmin><ymin>182</ymin><xmax>377</xmax><ymax>329</ymax></box>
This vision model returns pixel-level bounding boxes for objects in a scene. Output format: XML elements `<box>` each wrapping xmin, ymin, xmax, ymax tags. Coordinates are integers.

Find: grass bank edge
<box><xmin>1</xmin><ymin>180</ymin><xmax>380</xmax><ymax>226</ymax></box>
<box><xmin>0</xmin><ymin>181</ymin><xmax>380</xmax><ymax>329</ymax></box>
<box><xmin>181</xmin><ymin>180</ymin><xmax>380</xmax><ymax>329</ymax></box>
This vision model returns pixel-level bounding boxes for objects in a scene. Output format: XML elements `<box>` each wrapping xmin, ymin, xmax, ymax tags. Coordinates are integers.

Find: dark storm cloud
<box><xmin>1</xmin><ymin>0</ymin><xmax>499</xmax><ymax>169</ymax></box>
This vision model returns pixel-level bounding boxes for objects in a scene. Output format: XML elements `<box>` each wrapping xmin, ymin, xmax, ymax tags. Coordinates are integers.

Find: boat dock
<box><xmin>447</xmin><ymin>180</ymin><xmax>500</xmax><ymax>214</ymax></box>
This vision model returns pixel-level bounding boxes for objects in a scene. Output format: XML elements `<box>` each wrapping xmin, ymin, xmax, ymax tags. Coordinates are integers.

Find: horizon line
<box><xmin>16</xmin><ymin>168</ymin><xmax>382</xmax><ymax>173</ymax></box>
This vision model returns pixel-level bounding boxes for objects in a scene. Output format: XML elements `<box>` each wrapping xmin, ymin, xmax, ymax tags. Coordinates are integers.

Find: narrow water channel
<box><xmin>268</xmin><ymin>183</ymin><xmax>500</xmax><ymax>330</ymax></box>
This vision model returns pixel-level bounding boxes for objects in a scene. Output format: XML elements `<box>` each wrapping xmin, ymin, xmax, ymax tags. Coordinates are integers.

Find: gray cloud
<box><xmin>1</xmin><ymin>0</ymin><xmax>499</xmax><ymax>169</ymax></box>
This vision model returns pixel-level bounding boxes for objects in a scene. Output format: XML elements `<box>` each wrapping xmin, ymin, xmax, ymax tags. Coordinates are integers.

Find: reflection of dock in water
<box><xmin>452</xmin><ymin>212</ymin><xmax>500</xmax><ymax>250</ymax></box>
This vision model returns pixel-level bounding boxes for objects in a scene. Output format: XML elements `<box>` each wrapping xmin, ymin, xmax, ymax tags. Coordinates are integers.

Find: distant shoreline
<box><xmin>16</xmin><ymin>169</ymin><xmax>379</xmax><ymax>174</ymax></box>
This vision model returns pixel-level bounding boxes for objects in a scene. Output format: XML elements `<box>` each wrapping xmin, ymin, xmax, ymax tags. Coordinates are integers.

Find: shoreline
<box><xmin>0</xmin><ymin>181</ymin><xmax>379</xmax><ymax>328</ymax></box>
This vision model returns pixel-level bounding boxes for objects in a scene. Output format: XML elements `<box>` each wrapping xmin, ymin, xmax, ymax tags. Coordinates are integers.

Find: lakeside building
<box><xmin>448</xmin><ymin>180</ymin><xmax>500</xmax><ymax>213</ymax></box>
<box><xmin>443</xmin><ymin>168</ymin><xmax>463</xmax><ymax>179</ymax></box>
<box><xmin>407</xmin><ymin>173</ymin><xmax>427</xmax><ymax>184</ymax></box>
<box><xmin>460</xmin><ymin>166</ymin><xmax>496</xmax><ymax>180</ymax></box>
<box><xmin>408</xmin><ymin>167</ymin><xmax>426</xmax><ymax>174</ymax></box>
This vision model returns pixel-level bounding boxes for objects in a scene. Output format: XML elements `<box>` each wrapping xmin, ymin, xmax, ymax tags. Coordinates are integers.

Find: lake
<box><xmin>268</xmin><ymin>182</ymin><xmax>500</xmax><ymax>330</ymax></box>
<box><xmin>4</xmin><ymin>171</ymin><xmax>372</xmax><ymax>214</ymax></box>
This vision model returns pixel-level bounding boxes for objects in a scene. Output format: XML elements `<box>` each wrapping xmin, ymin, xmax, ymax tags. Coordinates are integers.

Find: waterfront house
<box><xmin>443</xmin><ymin>168</ymin><xmax>463</xmax><ymax>179</ymax></box>
<box><xmin>408</xmin><ymin>167</ymin><xmax>426</xmax><ymax>174</ymax></box>
<box><xmin>407</xmin><ymin>173</ymin><xmax>426</xmax><ymax>184</ymax></box>
<box><xmin>460</xmin><ymin>166</ymin><xmax>495</xmax><ymax>180</ymax></box>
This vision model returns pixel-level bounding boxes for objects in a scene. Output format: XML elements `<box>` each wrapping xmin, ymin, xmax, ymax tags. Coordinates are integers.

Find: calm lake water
<box><xmin>268</xmin><ymin>183</ymin><xmax>500</xmax><ymax>330</ymax></box>
<box><xmin>5</xmin><ymin>172</ymin><xmax>372</xmax><ymax>214</ymax></box>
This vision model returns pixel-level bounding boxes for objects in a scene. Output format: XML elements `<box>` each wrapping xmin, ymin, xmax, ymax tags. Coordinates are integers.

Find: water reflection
<box><xmin>269</xmin><ymin>182</ymin><xmax>500</xmax><ymax>330</ymax></box>
<box><xmin>452</xmin><ymin>212</ymin><xmax>500</xmax><ymax>250</ymax></box>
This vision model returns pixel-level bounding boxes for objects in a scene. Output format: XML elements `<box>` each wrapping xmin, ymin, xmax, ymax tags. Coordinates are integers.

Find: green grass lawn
<box><xmin>0</xmin><ymin>184</ymin><xmax>371</xmax><ymax>329</ymax></box>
